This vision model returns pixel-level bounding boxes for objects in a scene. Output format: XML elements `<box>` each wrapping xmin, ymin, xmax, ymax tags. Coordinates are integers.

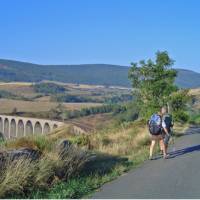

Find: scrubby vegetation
<box><xmin>104</xmin><ymin>94</ymin><xmax>133</xmax><ymax>104</ymax></box>
<box><xmin>33</xmin><ymin>83</ymin><xmax>66</xmax><ymax>95</ymax></box>
<box><xmin>189</xmin><ymin>113</ymin><xmax>200</xmax><ymax>124</ymax></box>
<box><xmin>52</xmin><ymin>94</ymin><xmax>98</xmax><ymax>103</ymax></box>
<box><xmin>52</xmin><ymin>93</ymin><xmax>133</xmax><ymax>104</ymax></box>
<box><xmin>0</xmin><ymin>51</ymin><xmax>196</xmax><ymax>199</ymax></box>
<box><xmin>0</xmin><ymin>90</ymin><xmax>27</xmax><ymax>101</ymax></box>
<box><xmin>48</xmin><ymin>103</ymin><xmax>125</xmax><ymax>120</ymax></box>
<box><xmin>0</xmin><ymin>135</ymin><xmax>91</xmax><ymax>198</ymax></box>
<box><xmin>0</xmin><ymin>120</ymin><xmax>150</xmax><ymax>198</ymax></box>
<box><xmin>0</xmin><ymin>117</ymin><xmax>189</xmax><ymax>199</ymax></box>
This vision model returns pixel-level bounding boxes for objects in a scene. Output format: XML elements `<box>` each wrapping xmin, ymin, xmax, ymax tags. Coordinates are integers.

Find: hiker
<box><xmin>148</xmin><ymin>108</ymin><xmax>168</xmax><ymax>159</ymax></box>
<box><xmin>161</xmin><ymin>106</ymin><xmax>174</xmax><ymax>154</ymax></box>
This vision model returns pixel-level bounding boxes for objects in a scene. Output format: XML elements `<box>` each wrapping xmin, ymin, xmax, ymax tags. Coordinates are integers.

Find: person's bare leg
<box><xmin>159</xmin><ymin>140</ymin><xmax>163</xmax><ymax>152</ymax></box>
<box><xmin>160</xmin><ymin>139</ymin><xmax>167</xmax><ymax>158</ymax></box>
<box><xmin>165</xmin><ymin>144</ymin><xmax>168</xmax><ymax>152</ymax></box>
<box><xmin>149</xmin><ymin>140</ymin><xmax>156</xmax><ymax>159</ymax></box>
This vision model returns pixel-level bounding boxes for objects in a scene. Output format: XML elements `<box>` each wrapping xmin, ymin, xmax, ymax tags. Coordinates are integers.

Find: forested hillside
<box><xmin>0</xmin><ymin>59</ymin><xmax>200</xmax><ymax>88</ymax></box>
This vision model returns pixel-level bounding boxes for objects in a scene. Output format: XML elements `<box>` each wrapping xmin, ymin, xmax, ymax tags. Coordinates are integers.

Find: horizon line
<box><xmin>0</xmin><ymin>57</ymin><xmax>199</xmax><ymax>74</ymax></box>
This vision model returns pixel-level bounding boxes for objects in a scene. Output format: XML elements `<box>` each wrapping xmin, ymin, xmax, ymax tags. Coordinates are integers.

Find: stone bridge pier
<box><xmin>0</xmin><ymin>115</ymin><xmax>64</xmax><ymax>139</ymax></box>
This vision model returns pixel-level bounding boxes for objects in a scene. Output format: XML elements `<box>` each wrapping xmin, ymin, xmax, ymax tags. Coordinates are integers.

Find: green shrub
<box><xmin>72</xmin><ymin>135</ymin><xmax>90</xmax><ymax>146</ymax></box>
<box><xmin>0</xmin><ymin>141</ymin><xmax>91</xmax><ymax>198</ymax></box>
<box><xmin>33</xmin><ymin>83</ymin><xmax>66</xmax><ymax>95</ymax></box>
<box><xmin>34</xmin><ymin>135</ymin><xmax>54</xmax><ymax>152</ymax></box>
<box><xmin>115</xmin><ymin>102</ymin><xmax>139</xmax><ymax>122</ymax></box>
<box><xmin>173</xmin><ymin>110</ymin><xmax>189</xmax><ymax>123</ymax></box>
<box><xmin>189</xmin><ymin>114</ymin><xmax>200</xmax><ymax>124</ymax></box>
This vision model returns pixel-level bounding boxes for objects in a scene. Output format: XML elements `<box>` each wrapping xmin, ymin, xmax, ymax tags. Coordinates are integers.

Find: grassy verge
<box><xmin>0</xmin><ymin>120</ymin><xmax>189</xmax><ymax>199</ymax></box>
<box><xmin>189</xmin><ymin>114</ymin><xmax>200</xmax><ymax>125</ymax></box>
<box><xmin>27</xmin><ymin>147</ymin><xmax>149</xmax><ymax>199</ymax></box>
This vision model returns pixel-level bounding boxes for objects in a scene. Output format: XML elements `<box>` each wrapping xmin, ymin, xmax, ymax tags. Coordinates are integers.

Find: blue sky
<box><xmin>0</xmin><ymin>0</ymin><xmax>200</xmax><ymax>72</ymax></box>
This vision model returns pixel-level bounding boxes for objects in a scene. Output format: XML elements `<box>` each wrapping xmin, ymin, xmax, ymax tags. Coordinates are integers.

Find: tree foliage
<box><xmin>170</xmin><ymin>89</ymin><xmax>190</xmax><ymax>112</ymax></box>
<box><xmin>33</xmin><ymin>83</ymin><xmax>66</xmax><ymax>95</ymax></box>
<box><xmin>169</xmin><ymin>89</ymin><xmax>190</xmax><ymax>122</ymax></box>
<box><xmin>128</xmin><ymin>51</ymin><xmax>178</xmax><ymax>118</ymax></box>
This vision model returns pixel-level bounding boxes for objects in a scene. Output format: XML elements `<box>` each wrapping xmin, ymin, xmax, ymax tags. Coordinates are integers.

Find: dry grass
<box><xmin>0</xmin><ymin>117</ymin><xmax>190</xmax><ymax>198</ymax></box>
<box><xmin>48</xmin><ymin>125</ymin><xmax>74</xmax><ymax>141</ymax></box>
<box><xmin>0</xmin><ymin>158</ymin><xmax>36</xmax><ymax>197</ymax></box>
<box><xmin>4</xmin><ymin>135</ymin><xmax>55</xmax><ymax>153</ymax></box>
<box><xmin>0</xmin><ymin>134</ymin><xmax>91</xmax><ymax>198</ymax></box>
<box><xmin>75</xmin><ymin>119</ymin><xmax>151</xmax><ymax>159</ymax></box>
<box><xmin>4</xmin><ymin>137</ymin><xmax>39</xmax><ymax>150</ymax></box>
<box><xmin>65</xmin><ymin>113</ymin><xmax>114</xmax><ymax>133</ymax></box>
<box><xmin>0</xmin><ymin>82</ymin><xmax>32</xmax><ymax>86</ymax></box>
<box><xmin>173</xmin><ymin>122</ymin><xmax>190</xmax><ymax>137</ymax></box>
<box><xmin>0</xmin><ymin>82</ymin><xmax>37</xmax><ymax>98</ymax></box>
<box><xmin>62</xmin><ymin>102</ymin><xmax>102</xmax><ymax>110</ymax></box>
<box><xmin>73</xmin><ymin>119</ymin><xmax>189</xmax><ymax>160</ymax></box>
<box><xmin>189</xmin><ymin>88</ymin><xmax>200</xmax><ymax>96</ymax></box>
<box><xmin>0</xmin><ymin>98</ymin><xmax>102</xmax><ymax>113</ymax></box>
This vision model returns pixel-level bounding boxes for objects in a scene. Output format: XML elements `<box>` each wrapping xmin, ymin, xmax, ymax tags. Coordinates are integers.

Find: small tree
<box><xmin>128</xmin><ymin>51</ymin><xmax>178</xmax><ymax>118</ymax></box>
<box><xmin>170</xmin><ymin>89</ymin><xmax>190</xmax><ymax>112</ymax></box>
<box><xmin>169</xmin><ymin>89</ymin><xmax>190</xmax><ymax>122</ymax></box>
<box><xmin>11</xmin><ymin>107</ymin><xmax>18</xmax><ymax>115</ymax></box>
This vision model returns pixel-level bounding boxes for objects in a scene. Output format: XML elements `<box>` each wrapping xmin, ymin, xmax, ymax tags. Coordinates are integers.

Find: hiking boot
<box><xmin>159</xmin><ymin>150</ymin><xmax>163</xmax><ymax>155</ymax></box>
<box><xmin>163</xmin><ymin>154</ymin><xmax>170</xmax><ymax>159</ymax></box>
<box><xmin>149</xmin><ymin>156</ymin><xmax>153</xmax><ymax>160</ymax></box>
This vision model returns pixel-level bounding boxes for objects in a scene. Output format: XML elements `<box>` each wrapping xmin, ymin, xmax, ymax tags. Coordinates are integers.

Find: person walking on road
<box><xmin>161</xmin><ymin>106</ymin><xmax>174</xmax><ymax>154</ymax></box>
<box><xmin>148</xmin><ymin>108</ymin><xmax>169</xmax><ymax>159</ymax></box>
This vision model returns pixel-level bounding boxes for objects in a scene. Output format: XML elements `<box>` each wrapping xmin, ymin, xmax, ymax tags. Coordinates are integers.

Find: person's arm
<box><xmin>163</xmin><ymin>127</ymin><xmax>170</xmax><ymax>136</ymax></box>
<box><xmin>162</xmin><ymin>120</ymin><xmax>170</xmax><ymax>136</ymax></box>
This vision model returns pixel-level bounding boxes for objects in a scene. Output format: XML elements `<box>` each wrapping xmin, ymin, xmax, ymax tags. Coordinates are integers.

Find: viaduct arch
<box><xmin>0</xmin><ymin>115</ymin><xmax>64</xmax><ymax>139</ymax></box>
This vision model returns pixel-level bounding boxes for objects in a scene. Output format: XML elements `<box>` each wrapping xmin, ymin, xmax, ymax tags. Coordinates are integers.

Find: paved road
<box><xmin>92</xmin><ymin>126</ymin><xmax>200</xmax><ymax>199</ymax></box>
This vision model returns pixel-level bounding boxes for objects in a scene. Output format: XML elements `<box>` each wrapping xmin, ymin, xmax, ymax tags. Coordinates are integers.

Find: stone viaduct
<box><xmin>0</xmin><ymin>114</ymin><xmax>65</xmax><ymax>139</ymax></box>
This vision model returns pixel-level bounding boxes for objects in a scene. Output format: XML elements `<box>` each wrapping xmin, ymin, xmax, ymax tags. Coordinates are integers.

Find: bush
<box><xmin>56</xmin><ymin>146</ymin><xmax>91</xmax><ymax>180</ymax></box>
<box><xmin>115</xmin><ymin>102</ymin><xmax>139</xmax><ymax>122</ymax></box>
<box><xmin>0</xmin><ymin>158</ymin><xmax>36</xmax><ymax>197</ymax></box>
<box><xmin>52</xmin><ymin>94</ymin><xmax>94</xmax><ymax>103</ymax></box>
<box><xmin>72</xmin><ymin>135</ymin><xmax>90</xmax><ymax>146</ymax></box>
<box><xmin>189</xmin><ymin>114</ymin><xmax>200</xmax><ymax>124</ymax></box>
<box><xmin>0</xmin><ymin>135</ymin><xmax>92</xmax><ymax>198</ymax></box>
<box><xmin>104</xmin><ymin>94</ymin><xmax>133</xmax><ymax>104</ymax></box>
<box><xmin>4</xmin><ymin>136</ymin><xmax>54</xmax><ymax>152</ymax></box>
<box><xmin>173</xmin><ymin>111</ymin><xmax>189</xmax><ymax>123</ymax></box>
<box><xmin>33</xmin><ymin>83</ymin><xmax>66</xmax><ymax>95</ymax></box>
<box><xmin>0</xmin><ymin>90</ymin><xmax>26</xmax><ymax>101</ymax></box>
<box><xmin>170</xmin><ymin>90</ymin><xmax>190</xmax><ymax>112</ymax></box>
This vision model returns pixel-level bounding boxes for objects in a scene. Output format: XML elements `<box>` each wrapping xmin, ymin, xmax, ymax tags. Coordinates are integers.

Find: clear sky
<box><xmin>0</xmin><ymin>0</ymin><xmax>200</xmax><ymax>72</ymax></box>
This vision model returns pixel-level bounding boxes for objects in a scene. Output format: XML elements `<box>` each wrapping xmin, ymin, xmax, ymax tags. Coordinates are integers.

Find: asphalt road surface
<box><xmin>92</xmin><ymin>126</ymin><xmax>200</xmax><ymax>199</ymax></box>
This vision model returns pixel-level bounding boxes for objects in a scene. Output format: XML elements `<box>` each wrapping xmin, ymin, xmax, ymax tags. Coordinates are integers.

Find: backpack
<box><xmin>148</xmin><ymin>114</ymin><xmax>162</xmax><ymax>135</ymax></box>
<box><xmin>162</xmin><ymin>114</ymin><xmax>173</xmax><ymax>132</ymax></box>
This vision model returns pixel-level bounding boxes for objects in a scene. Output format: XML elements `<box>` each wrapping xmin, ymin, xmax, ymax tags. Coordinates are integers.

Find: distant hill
<box><xmin>175</xmin><ymin>69</ymin><xmax>200</xmax><ymax>88</ymax></box>
<box><xmin>0</xmin><ymin>59</ymin><xmax>200</xmax><ymax>88</ymax></box>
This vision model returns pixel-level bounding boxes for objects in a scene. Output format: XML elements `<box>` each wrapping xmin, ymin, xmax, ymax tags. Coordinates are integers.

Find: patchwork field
<box><xmin>0</xmin><ymin>81</ymin><xmax>131</xmax><ymax>131</ymax></box>
<box><xmin>68</xmin><ymin>113</ymin><xmax>114</xmax><ymax>132</ymax></box>
<box><xmin>0</xmin><ymin>98</ymin><xmax>102</xmax><ymax>114</ymax></box>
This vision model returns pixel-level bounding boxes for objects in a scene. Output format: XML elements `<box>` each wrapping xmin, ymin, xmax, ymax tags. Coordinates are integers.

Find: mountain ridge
<box><xmin>0</xmin><ymin>58</ymin><xmax>200</xmax><ymax>88</ymax></box>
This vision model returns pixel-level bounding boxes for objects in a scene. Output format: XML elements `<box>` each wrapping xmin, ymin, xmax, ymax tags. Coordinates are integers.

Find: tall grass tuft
<box><xmin>0</xmin><ymin>134</ymin><xmax>92</xmax><ymax>198</ymax></box>
<box><xmin>0</xmin><ymin>158</ymin><xmax>36</xmax><ymax>198</ymax></box>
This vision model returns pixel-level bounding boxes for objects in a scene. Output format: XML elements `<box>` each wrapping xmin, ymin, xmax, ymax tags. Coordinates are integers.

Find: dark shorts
<box><xmin>163</xmin><ymin>134</ymin><xmax>171</xmax><ymax>145</ymax></box>
<box><xmin>150</xmin><ymin>134</ymin><xmax>163</xmax><ymax>141</ymax></box>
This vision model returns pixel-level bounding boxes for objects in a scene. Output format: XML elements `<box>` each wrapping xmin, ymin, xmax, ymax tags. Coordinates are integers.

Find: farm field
<box><xmin>0</xmin><ymin>81</ymin><xmax>133</xmax><ymax>134</ymax></box>
<box><xmin>0</xmin><ymin>98</ymin><xmax>102</xmax><ymax>114</ymax></box>
<box><xmin>68</xmin><ymin>113</ymin><xmax>114</xmax><ymax>132</ymax></box>
<box><xmin>0</xmin><ymin>81</ymin><xmax>132</xmax><ymax>99</ymax></box>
